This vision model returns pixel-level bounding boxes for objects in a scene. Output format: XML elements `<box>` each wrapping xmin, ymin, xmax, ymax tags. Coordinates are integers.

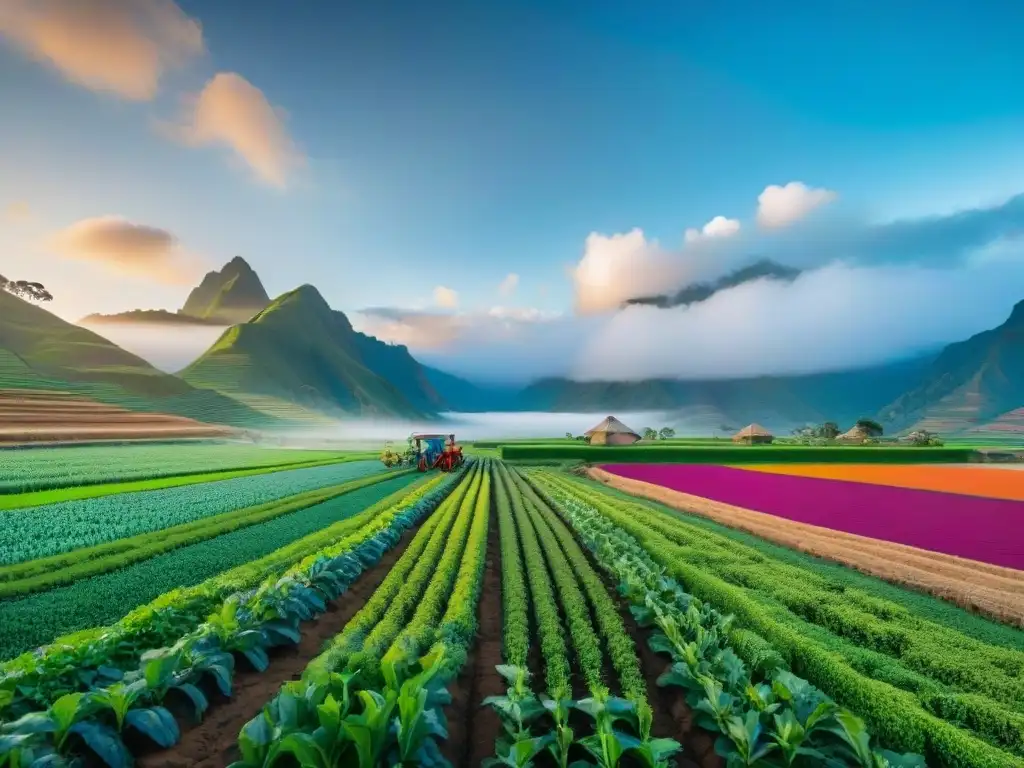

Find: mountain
<box><xmin>181</xmin><ymin>256</ymin><xmax>270</xmax><ymax>323</ymax></box>
<box><xmin>181</xmin><ymin>284</ymin><xmax>446</xmax><ymax>420</ymax></box>
<box><xmin>878</xmin><ymin>300</ymin><xmax>1024</xmax><ymax>434</ymax></box>
<box><xmin>0</xmin><ymin>289</ymin><xmax>273</xmax><ymax>428</ymax></box>
<box><xmin>625</xmin><ymin>259</ymin><xmax>801</xmax><ymax>309</ymax></box>
<box><xmin>516</xmin><ymin>355</ymin><xmax>935</xmax><ymax>434</ymax></box>
<box><xmin>80</xmin><ymin>256</ymin><xmax>270</xmax><ymax>327</ymax></box>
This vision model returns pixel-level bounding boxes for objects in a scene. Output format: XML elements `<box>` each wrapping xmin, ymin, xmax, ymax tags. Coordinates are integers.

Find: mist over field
<box><xmin>264</xmin><ymin>410</ymin><xmax>679</xmax><ymax>447</ymax></box>
<box><xmin>81</xmin><ymin>322</ymin><xmax>228</xmax><ymax>372</ymax></box>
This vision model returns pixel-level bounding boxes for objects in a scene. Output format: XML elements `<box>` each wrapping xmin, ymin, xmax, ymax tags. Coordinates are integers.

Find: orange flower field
<box><xmin>740</xmin><ymin>462</ymin><xmax>1024</xmax><ymax>501</ymax></box>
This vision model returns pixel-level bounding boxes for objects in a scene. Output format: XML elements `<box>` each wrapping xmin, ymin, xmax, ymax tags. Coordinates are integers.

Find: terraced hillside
<box><xmin>0</xmin><ymin>291</ymin><xmax>276</xmax><ymax>429</ymax></box>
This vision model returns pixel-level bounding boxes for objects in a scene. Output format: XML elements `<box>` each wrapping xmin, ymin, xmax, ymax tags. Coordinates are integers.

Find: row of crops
<box><xmin>0</xmin><ymin>460</ymin><xmax>389</xmax><ymax>565</ymax></box>
<box><xmin>2</xmin><ymin>449</ymin><xmax>1021</xmax><ymax>767</ymax></box>
<box><xmin>526</xmin><ymin>469</ymin><xmax>1024</xmax><ymax>768</ymax></box>
<box><xmin>0</xmin><ymin>465</ymin><xmax>470</xmax><ymax>765</ymax></box>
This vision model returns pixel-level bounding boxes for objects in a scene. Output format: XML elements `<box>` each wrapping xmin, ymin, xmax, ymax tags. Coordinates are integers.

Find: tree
<box><xmin>565</xmin><ymin>432</ymin><xmax>574</xmax><ymax>440</ymax></box>
<box><xmin>642</xmin><ymin>427</ymin><xmax>658</xmax><ymax>440</ymax></box>
<box><xmin>907</xmin><ymin>429</ymin><xmax>943</xmax><ymax>447</ymax></box>
<box><xmin>659</xmin><ymin>427</ymin><xmax>676</xmax><ymax>440</ymax></box>
<box><xmin>0</xmin><ymin>274</ymin><xmax>52</xmax><ymax>302</ymax></box>
<box><xmin>855</xmin><ymin>418</ymin><xmax>884</xmax><ymax>437</ymax></box>
<box><xmin>820</xmin><ymin>421</ymin><xmax>840</xmax><ymax>439</ymax></box>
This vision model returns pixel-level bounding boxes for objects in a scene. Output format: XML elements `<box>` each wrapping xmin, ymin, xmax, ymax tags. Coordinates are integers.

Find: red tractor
<box><xmin>410</xmin><ymin>433</ymin><xmax>465</xmax><ymax>472</ymax></box>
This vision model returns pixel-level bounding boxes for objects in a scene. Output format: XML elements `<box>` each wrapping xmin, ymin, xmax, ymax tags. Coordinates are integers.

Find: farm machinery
<box><xmin>379</xmin><ymin>433</ymin><xmax>464</xmax><ymax>472</ymax></box>
<box><xmin>410</xmin><ymin>433</ymin><xmax>464</xmax><ymax>472</ymax></box>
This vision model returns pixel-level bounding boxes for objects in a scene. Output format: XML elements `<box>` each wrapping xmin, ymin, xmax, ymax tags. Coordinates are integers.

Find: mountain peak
<box><xmin>1006</xmin><ymin>298</ymin><xmax>1024</xmax><ymax>327</ymax></box>
<box><xmin>180</xmin><ymin>256</ymin><xmax>270</xmax><ymax>324</ymax></box>
<box><xmin>224</xmin><ymin>255</ymin><xmax>255</xmax><ymax>274</ymax></box>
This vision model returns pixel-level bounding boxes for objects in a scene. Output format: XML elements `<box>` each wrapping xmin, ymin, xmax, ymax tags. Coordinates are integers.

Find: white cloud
<box><xmin>48</xmin><ymin>216</ymin><xmax>204</xmax><ymax>284</ymax></box>
<box><xmin>757</xmin><ymin>181</ymin><xmax>837</xmax><ymax>228</ymax></box>
<box><xmin>0</xmin><ymin>0</ymin><xmax>203</xmax><ymax>100</ymax></box>
<box><xmin>684</xmin><ymin>215</ymin><xmax>740</xmax><ymax>243</ymax></box>
<box><xmin>433</xmin><ymin>285</ymin><xmax>458</xmax><ymax>308</ymax></box>
<box><xmin>498</xmin><ymin>273</ymin><xmax>519</xmax><ymax>297</ymax></box>
<box><xmin>569</xmin><ymin>259</ymin><xmax>1024</xmax><ymax>381</ymax></box>
<box><xmin>164</xmin><ymin>72</ymin><xmax>303</xmax><ymax>188</ymax></box>
<box><xmin>572</xmin><ymin>229</ymin><xmax>685</xmax><ymax>314</ymax></box>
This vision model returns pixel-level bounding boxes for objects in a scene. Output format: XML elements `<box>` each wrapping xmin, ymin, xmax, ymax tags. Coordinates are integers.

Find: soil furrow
<box><xmin>446</xmin><ymin>498</ymin><xmax>504</xmax><ymax>768</ymax></box>
<box><xmin>136</xmin><ymin>527</ymin><xmax>419</xmax><ymax>768</ymax></box>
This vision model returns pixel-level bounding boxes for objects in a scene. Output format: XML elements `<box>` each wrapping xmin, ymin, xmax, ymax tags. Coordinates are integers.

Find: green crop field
<box><xmin>1</xmin><ymin>452</ymin><xmax>1020</xmax><ymax>768</ymax></box>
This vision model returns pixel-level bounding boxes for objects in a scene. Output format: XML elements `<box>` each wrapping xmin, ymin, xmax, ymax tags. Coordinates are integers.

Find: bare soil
<box><xmin>589</xmin><ymin>468</ymin><xmax>1024</xmax><ymax>627</ymax></box>
<box><xmin>136</xmin><ymin>528</ymin><xmax>418</xmax><ymax>768</ymax></box>
<box><xmin>0</xmin><ymin>390</ymin><xmax>236</xmax><ymax>444</ymax></box>
<box><xmin>444</xmin><ymin>497</ymin><xmax>505</xmax><ymax>768</ymax></box>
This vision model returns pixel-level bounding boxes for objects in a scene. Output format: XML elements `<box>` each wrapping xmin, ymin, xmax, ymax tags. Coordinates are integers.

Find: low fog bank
<box><xmin>80</xmin><ymin>322</ymin><xmax>228</xmax><ymax>371</ymax></box>
<box><xmin>258</xmin><ymin>410</ymin><xmax>688</xmax><ymax>448</ymax></box>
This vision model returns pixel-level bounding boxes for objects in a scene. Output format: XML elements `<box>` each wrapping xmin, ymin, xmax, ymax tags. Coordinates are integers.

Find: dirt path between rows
<box><xmin>444</xmin><ymin>498</ymin><xmax>505</xmax><ymax>768</ymax></box>
<box><xmin>137</xmin><ymin>528</ymin><xmax>418</xmax><ymax>768</ymax></box>
<box><xmin>588</xmin><ymin>467</ymin><xmax>1024</xmax><ymax>627</ymax></box>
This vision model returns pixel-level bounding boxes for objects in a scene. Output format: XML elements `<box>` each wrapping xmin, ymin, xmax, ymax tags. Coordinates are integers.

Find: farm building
<box><xmin>836</xmin><ymin>425</ymin><xmax>872</xmax><ymax>443</ymax></box>
<box><xmin>585</xmin><ymin>416</ymin><xmax>642</xmax><ymax>446</ymax></box>
<box><xmin>733</xmin><ymin>423</ymin><xmax>774</xmax><ymax>444</ymax></box>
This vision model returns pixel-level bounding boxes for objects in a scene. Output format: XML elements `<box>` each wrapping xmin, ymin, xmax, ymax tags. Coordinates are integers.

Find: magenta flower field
<box><xmin>602</xmin><ymin>463</ymin><xmax>1024</xmax><ymax>570</ymax></box>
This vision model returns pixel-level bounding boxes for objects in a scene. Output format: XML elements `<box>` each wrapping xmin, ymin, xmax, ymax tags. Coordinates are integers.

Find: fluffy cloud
<box><xmin>0</xmin><ymin>0</ymin><xmax>203</xmax><ymax>100</ymax></box>
<box><xmin>433</xmin><ymin>285</ymin><xmax>458</xmax><ymax>308</ymax></box>
<box><xmin>498</xmin><ymin>273</ymin><xmax>519</xmax><ymax>297</ymax></box>
<box><xmin>166</xmin><ymin>73</ymin><xmax>303</xmax><ymax>187</ymax></box>
<box><xmin>48</xmin><ymin>216</ymin><xmax>203</xmax><ymax>284</ymax></box>
<box><xmin>684</xmin><ymin>215</ymin><xmax>740</xmax><ymax>243</ymax></box>
<box><xmin>572</xmin><ymin>229</ymin><xmax>681</xmax><ymax>314</ymax></box>
<box><xmin>756</xmin><ymin>182</ymin><xmax>837</xmax><ymax>228</ymax></box>
<box><xmin>570</xmin><ymin>258</ymin><xmax>1024</xmax><ymax>381</ymax></box>
<box><xmin>380</xmin><ymin>190</ymin><xmax>1024</xmax><ymax>384</ymax></box>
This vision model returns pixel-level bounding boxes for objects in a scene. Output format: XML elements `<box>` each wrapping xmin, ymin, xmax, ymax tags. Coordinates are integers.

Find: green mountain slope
<box><xmin>878</xmin><ymin>300</ymin><xmax>1024</xmax><ymax>434</ymax></box>
<box><xmin>181</xmin><ymin>285</ymin><xmax>433</xmax><ymax>419</ymax></box>
<box><xmin>0</xmin><ymin>290</ymin><xmax>274</xmax><ymax>427</ymax></box>
<box><xmin>80</xmin><ymin>256</ymin><xmax>270</xmax><ymax>327</ymax></box>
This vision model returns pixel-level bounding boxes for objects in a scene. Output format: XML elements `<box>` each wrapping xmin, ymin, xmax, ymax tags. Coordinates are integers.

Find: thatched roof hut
<box><xmin>732</xmin><ymin>423</ymin><xmax>774</xmax><ymax>444</ymax></box>
<box><xmin>585</xmin><ymin>416</ymin><xmax>641</xmax><ymax>446</ymax></box>
<box><xmin>836</xmin><ymin>425</ymin><xmax>871</xmax><ymax>443</ymax></box>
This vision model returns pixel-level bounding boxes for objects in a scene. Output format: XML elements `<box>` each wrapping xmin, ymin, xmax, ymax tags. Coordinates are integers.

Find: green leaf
<box><xmin>125</xmin><ymin>707</ymin><xmax>180</xmax><ymax>748</ymax></box>
<box><xmin>69</xmin><ymin>721</ymin><xmax>131</xmax><ymax>768</ymax></box>
<box><xmin>279</xmin><ymin>732</ymin><xmax>328</xmax><ymax>768</ymax></box>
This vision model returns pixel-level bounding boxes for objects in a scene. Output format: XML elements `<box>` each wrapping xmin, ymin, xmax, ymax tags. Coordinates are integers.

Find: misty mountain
<box><xmin>80</xmin><ymin>256</ymin><xmax>270</xmax><ymax>327</ymax></box>
<box><xmin>0</xmin><ymin>289</ymin><xmax>272</xmax><ymax>427</ymax></box>
<box><xmin>513</xmin><ymin>355</ymin><xmax>936</xmax><ymax>433</ymax></box>
<box><xmin>878</xmin><ymin>298</ymin><xmax>1024</xmax><ymax>434</ymax></box>
<box><xmin>624</xmin><ymin>259</ymin><xmax>802</xmax><ymax>309</ymax></box>
<box><xmin>181</xmin><ymin>284</ymin><xmax>490</xmax><ymax>420</ymax></box>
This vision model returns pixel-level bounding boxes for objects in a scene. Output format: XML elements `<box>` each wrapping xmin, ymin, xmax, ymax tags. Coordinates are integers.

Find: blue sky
<box><xmin>2</xmin><ymin>0</ymin><xmax>1024</xmax><ymax>379</ymax></box>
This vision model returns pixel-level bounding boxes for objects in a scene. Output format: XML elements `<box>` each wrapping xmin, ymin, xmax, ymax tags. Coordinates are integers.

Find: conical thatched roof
<box><xmin>837</xmin><ymin>425</ymin><xmax>871</xmax><ymax>442</ymax></box>
<box><xmin>733</xmin><ymin>423</ymin><xmax>773</xmax><ymax>439</ymax></box>
<box><xmin>585</xmin><ymin>416</ymin><xmax>640</xmax><ymax>437</ymax></box>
